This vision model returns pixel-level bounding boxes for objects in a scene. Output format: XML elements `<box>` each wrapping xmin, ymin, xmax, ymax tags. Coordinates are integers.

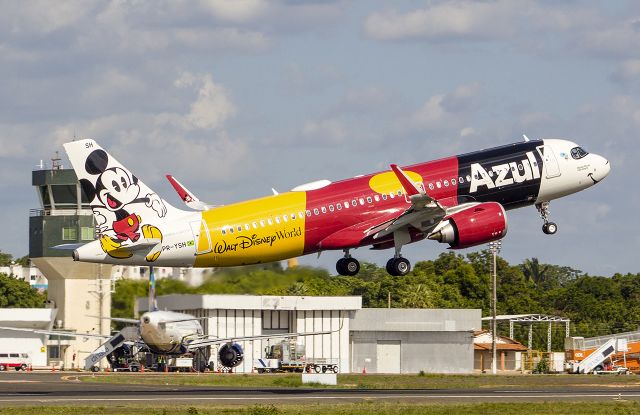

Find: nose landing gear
<box><xmin>536</xmin><ymin>202</ymin><xmax>558</xmax><ymax>235</ymax></box>
<box><xmin>336</xmin><ymin>250</ymin><xmax>360</xmax><ymax>276</ymax></box>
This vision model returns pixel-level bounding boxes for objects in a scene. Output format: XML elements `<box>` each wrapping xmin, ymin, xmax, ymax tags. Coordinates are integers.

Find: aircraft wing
<box><xmin>186</xmin><ymin>323</ymin><xmax>343</xmax><ymax>349</ymax></box>
<box><xmin>0</xmin><ymin>326</ymin><xmax>113</xmax><ymax>339</ymax></box>
<box><xmin>166</xmin><ymin>175</ymin><xmax>217</xmax><ymax>211</ymax></box>
<box><xmin>371</xmin><ymin>164</ymin><xmax>448</xmax><ymax>240</ymax></box>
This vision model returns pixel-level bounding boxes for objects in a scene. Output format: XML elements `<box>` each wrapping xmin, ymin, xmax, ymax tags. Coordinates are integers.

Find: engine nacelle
<box><xmin>218</xmin><ymin>343</ymin><xmax>244</xmax><ymax>368</ymax></box>
<box><xmin>428</xmin><ymin>202</ymin><xmax>507</xmax><ymax>249</ymax></box>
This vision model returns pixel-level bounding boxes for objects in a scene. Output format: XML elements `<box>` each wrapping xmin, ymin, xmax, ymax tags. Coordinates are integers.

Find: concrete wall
<box><xmin>351</xmin><ymin>331</ymin><xmax>474</xmax><ymax>374</ymax></box>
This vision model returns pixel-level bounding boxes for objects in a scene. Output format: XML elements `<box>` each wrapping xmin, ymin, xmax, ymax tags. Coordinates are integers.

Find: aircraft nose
<box><xmin>591</xmin><ymin>155</ymin><xmax>611</xmax><ymax>183</ymax></box>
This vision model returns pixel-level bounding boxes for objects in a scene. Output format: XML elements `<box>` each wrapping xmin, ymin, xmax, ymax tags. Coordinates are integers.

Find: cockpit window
<box><xmin>570</xmin><ymin>147</ymin><xmax>589</xmax><ymax>160</ymax></box>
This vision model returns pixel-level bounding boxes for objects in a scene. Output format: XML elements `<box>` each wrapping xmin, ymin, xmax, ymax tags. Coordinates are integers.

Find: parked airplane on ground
<box><xmin>65</xmin><ymin>138</ymin><xmax>609</xmax><ymax>277</ymax></box>
<box><xmin>0</xmin><ymin>268</ymin><xmax>338</xmax><ymax>370</ymax></box>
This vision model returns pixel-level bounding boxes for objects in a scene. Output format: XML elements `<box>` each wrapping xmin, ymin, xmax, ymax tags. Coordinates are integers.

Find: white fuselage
<box><xmin>139</xmin><ymin>310</ymin><xmax>203</xmax><ymax>354</ymax></box>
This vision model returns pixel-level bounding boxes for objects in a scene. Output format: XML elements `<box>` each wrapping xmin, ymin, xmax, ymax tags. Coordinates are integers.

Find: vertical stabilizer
<box><xmin>149</xmin><ymin>266</ymin><xmax>158</xmax><ymax>312</ymax></box>
<box><xmin>63</xmin><ymin>139</ymin><xmax>185</xmax><ymax>263</ymax></box>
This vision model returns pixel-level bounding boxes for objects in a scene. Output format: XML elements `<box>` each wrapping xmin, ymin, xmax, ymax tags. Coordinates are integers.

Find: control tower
<box><xmin>29</xmin><ymin>155</ymin><xmax>112</xmax><ymax>368</ymax></box>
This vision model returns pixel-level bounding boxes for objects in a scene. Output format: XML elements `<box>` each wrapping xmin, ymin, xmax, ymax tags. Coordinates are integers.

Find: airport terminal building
<box><xmin>138</xmin><ymin>294</ymin><xmax>481</xmax><ymax>374</ymax></box>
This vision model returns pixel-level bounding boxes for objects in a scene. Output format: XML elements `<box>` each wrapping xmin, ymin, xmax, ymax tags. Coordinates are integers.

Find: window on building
<box><xmin>62</xmin><ymin>227</ymin><xmax>77</xmax><ymax>241</ymax></box>
<box><xmin>80</xmin><ymin>227</ymin><xmax>94</xmax><ymax>240</ymax></box>
<box><xmin>48</xmin><ymin>345</ymin><xmax>60</xmax><ymax>360</ymax></box>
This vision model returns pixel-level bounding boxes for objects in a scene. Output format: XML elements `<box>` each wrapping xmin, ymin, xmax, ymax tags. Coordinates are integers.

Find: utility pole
<box><xmin>489</xmin><ymin>240</ymin><xmax>502</xmax><ymax>375</ymax></box>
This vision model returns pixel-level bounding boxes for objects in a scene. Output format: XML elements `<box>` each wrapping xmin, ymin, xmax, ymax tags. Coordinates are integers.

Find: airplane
<box><xmin>65</xmin><ymin>137</ymin><xmax>609</xmax><ymax>277</ymax></box>
<box><xmin>0</xmin><ymin>267</ymin><xmax>339</xmax><ymax>371</ymax></box>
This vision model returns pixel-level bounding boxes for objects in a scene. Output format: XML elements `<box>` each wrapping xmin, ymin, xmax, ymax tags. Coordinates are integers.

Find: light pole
<box><xmin>489</xmin><ymin>240</ymin><xmax>502</xmax><ymax>375</ymax></box>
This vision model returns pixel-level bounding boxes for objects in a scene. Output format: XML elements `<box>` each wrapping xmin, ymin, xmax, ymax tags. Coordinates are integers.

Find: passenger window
<box><xmin>321</xmin><ymin>206</ymin><xmax>327</xmax><ymax>213</ymax></box>
<box><xmin>428</xmin><ymin>183</ymin><xmax>434</xmax><ymax>190</ymax></box>
<box><xmin>366</xmin><ymin>196</ymin><xmax>372</xmax><ymax>203</ymax></box>
<box><xmin>298</xmin><ymin>212</ymin><xmax>304</xmax><ymax>218</ymax></box>
<box><xmin>329</xmin><ymin>205</ymin><xmax>335</xmax><ymax>212</ymax></box>
<box><xmin>237</xmin><ymin>226</ymin><xmax>242</xmax><ymax>232</ymax></box>
<box><xmin>374</xmin><ymin>195</ymin><xmax>380</xmax><ymax>202</ymax></box>
<box><xmin>229</xmin><ymin>227</ymin><xmax>234</xmax><ymax>234</ymax></box>
<box><xmin>382</xmin><ymin>193</ymin><xmax>388</xmax><ymax>200</ymax></box>
<box><xmin>267</xmin><ymin>218</ymin><xmax>273</xmax><ymax>226</ymax></box>
<box><xmin>466</xmin><ymin>175</ymin><xmax>471</xmax><ymax>181</ymax></box>
<box><xmin>452</xmin><ymin>178</ymin><xmax>456</xmax><ymax>185</ymax></box>
<box><xmin>359</xmin><ymin>198</ymin><xmax>365</xmax><ymax>205</ymax></box>
<box><xmin>291</xmin><ymin>213</ymin><xmax>296</xmax><ymax>220</ymax></box>
<box><xmin>260</xmin><ymin>220</ymin><xmax>265</xmax><ymax>227</ymax></box>
<box><xmin>275</xmin><ymin>217</ymin><xmax>280</xmax><ymax>224</ymax></box>
<box><xmin>306</xmin><ymin>210</ymin><xmax>311</xmax><ymax>217</ymax></box>
<box><xmin>336</xmin><ymin>203</ymin><xmax>342</xmax><ymax>210</ymax></box>
<box><xmin>390</xmin><ymin>192</ymin><xmax>395</xmax><ymax>199</ymax></box>
<box><xmin>352</xmin><ymin>200</ymin><xmax>357</xmax><ymax>206</ymax></box>
<box><xmin>283</xmin><ymin>215</ymin><xmax>288</xmax><ymax>222</ymax></box>
<box><xmin>518</xmin><ymin>164</ymin><xmax>524</xmax><ymax>171</ymax></box>
<box><xmin>245</xmin><ymin>224</ymin><xmax>250</xmax><ymax>231</ymax></box>
<box><xmin>344</xmin><ymin>201</ymin><xmax>349</xmax><ymax>208</ymax></box>
<box><xmin>397</xmin><ymin>190</ymin><xmax>402</xmax><ymax>196</ymax></box>
<box><xmin>221</xmin><ymin>229</ymin><xmax>226</xmax><ymax>235</ymax></box>
<box><xmin>444</xmin><ymin>180</ymin><xmax>449</xmax><ymax>187</ymax></box>
<box><xmin>459</xmin><ymin>177</ymin><xmax>464</xmax><ymax>183</ymax></box>
<box><xmin>436</xmin><ymin>182</ymin><xmax>442</xmax><ymax>189</ymax></box>
<box><xmin>314</xmin><ymin>208</ymin><xmax>320</xmax><ymax>215</ymax></box>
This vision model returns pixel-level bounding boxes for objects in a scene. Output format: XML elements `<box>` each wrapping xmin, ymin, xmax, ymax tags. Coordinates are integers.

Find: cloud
<box><xmin>200</xmin><ymin>0</ymin><xmax>268</xmax><ymax>23</ymax></box>
<box><xmin>406</xmin><ymin>82</ymin><xmax>482</xmax><ymax>131</ymax></box>
<box><xmin>174</xmin><ymin>72</ymin><xmax>236</xmax><ymax>130</ymax></box>
<box><xmin>611</xmin><ymin>59</ymin><xmax>640</xmax><ymax>83</ymax></box>
<box><xmin>301</xmin><ymin>119</ymin><xmax>347</xmax><ymax>144</ymax></box>
<box><xmin>364</xmin><ymin>1</ymin><xmax>518</xmax><ymax>41</ymax></box>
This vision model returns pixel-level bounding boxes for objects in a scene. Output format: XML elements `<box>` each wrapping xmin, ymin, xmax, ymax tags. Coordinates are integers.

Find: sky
<box><xmin>0</xmin><ymin>0</ymin><xmax>638</xmax><ymax>277</ymax></box>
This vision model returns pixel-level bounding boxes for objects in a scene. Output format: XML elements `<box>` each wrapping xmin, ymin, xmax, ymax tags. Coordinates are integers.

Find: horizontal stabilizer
<box><xmin>53</xmin><ymin>243</ymin><xmax>85</xmax><ymax>250</ymax></box>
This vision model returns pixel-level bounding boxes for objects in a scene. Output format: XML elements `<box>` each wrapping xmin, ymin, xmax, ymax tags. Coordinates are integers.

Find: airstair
<box><xmin>84</xmin><ymin>326</ymin><xmax>139</xmax><ymax>371</ymax></box>
<box><xmin>573</xmin><ymin>338</ymin><xmax>616</xmax><ymax>374</ymax></box>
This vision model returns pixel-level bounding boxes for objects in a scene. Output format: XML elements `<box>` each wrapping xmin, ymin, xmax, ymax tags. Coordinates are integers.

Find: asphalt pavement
<box><xmin>0</xmin><ymin>371</ymin><xmax>638</xmax><ymax>406</ymax></box>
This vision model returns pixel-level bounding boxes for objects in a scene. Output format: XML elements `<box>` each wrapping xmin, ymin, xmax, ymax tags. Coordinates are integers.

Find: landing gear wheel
<box><xmin>542</xmin><ymin>222</ymin><xmax>558</xmax><ymax>235</ymax></box>
<box><xmin>337</xmin><ymin>257</ymin><xmax>360</xmax><ymax>276</ymax></box>
<box><xmin>386</xmin><ymin>257</ymin><xmax>411</xmax><ymax>276</ymax></box>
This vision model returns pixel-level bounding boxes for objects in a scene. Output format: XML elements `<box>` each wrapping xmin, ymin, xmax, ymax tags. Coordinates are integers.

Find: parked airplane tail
<box><xmin>64</xmin><ymin>139</ymin><xmax>187</xmax><ymax>263</ymax></box>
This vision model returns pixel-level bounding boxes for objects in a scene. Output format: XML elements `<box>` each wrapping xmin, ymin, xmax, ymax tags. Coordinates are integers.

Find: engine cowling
<box><xmin>218</xmin><ymin>343</ymin><xmax>244</xmax><ymax>368</ymax></box>
<box><xmin>428</xmin><ymin>202</ymin><xmax>507</xmax><ymax>249</ymax></box>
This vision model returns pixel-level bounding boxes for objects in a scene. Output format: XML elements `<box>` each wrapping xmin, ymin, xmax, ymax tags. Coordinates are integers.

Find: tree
<box><xmin>0</xmin><ymin>273</ymin><xmax>46</xmax><ymax>308</ymax></box>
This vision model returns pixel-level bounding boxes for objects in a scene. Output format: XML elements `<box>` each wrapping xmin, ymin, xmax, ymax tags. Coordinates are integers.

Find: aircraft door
<box><xmin>536</xmin><ymin>145</ymin><xmax>561</xmax><ymax>178</ymax></box>
<box><xmin>190</xmin><ymin>220</ymin><xmax>212</xmax><ymax>255</ymax></box>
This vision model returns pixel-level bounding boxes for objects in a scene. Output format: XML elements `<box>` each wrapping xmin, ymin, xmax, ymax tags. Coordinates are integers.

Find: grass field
<box><xmin>79</xmin><ymin>372</ymin><xmax>640</xmax><ymax>389</ymax></box>
<box><xmin>1</xmin><ymin>402</ymin><xmax>640</xmax><ymax>415</ymax></box>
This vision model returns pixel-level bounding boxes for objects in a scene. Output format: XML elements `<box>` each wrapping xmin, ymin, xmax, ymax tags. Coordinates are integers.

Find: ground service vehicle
<box><xmin>0</xmin><ymin>353</ymin><xmax>30</xmax><ymax>371</ymax></box>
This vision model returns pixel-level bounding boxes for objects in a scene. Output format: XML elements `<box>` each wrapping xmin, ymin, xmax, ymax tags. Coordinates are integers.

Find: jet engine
<box><xmin>428</xmin><ymin>202</ymin><xmax>507</xmax><ymax>249</ymax></box>
<box><xmin>218</xmin><ymin>343</ymin><xmax>244</xmax><ymax>368</ymax></box>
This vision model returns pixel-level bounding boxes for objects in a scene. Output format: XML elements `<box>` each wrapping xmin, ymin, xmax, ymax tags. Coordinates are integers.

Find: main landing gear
<box><xmin>536</xmin><ymin>202</ymin><xmax>558</xmax><ymax>235</ymax></box>
<box><xmin>336</xmin><ymin>250</ymin><xmax>360</xmax><ymax>276</ymax></box>
<box><xmin>386</xmin><ymin>256</ymin><xmax>411</xmax><ymax>276</ymax></box>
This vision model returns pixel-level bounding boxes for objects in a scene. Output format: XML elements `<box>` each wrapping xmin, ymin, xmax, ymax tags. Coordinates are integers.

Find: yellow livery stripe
<box><xmin>194</xmin><ymin>192</ymin><xmax>307</xmax><ymax>267</ymax></box>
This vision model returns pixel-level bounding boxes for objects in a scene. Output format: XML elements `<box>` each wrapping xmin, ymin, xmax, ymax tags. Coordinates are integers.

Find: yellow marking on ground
<box><xmin>194</xmin><ymin>192</ymin><xmax>307</xmax><ymax>267</ymax></box>
<box><xmin>368</xmin><ymin>171</ymin><xmax>422</xmax><ymax>194</ymax></box>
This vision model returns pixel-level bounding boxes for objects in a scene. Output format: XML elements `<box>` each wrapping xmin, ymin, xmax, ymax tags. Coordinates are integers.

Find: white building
<box><xmin>0</xmin><ymin>308</ymin><xmax>57</xmax><ymax>367</ymax></box>
<box><xmin>139</xmin><ymin>295</ymin><xmax>482</xmax><ymax>374</ymax></box>
<box><xmin>138</xmin><ymin>294</ymin><xmax>361</xmax><ymax>373</ymax></box>
<box><xmin>0</xmin><ymin>264</ymin><xmax>48</xmax><ymax>291</ymax></box>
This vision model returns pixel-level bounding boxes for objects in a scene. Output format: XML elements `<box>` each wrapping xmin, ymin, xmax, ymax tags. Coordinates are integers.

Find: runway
<box><xmin>0</xmin><ymin>372</ymin><xmax>639</xmax><ymax>406</ymax></box>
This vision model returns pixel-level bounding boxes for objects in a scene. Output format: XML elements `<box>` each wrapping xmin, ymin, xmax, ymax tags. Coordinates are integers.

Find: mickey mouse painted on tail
<box><xmin>80</xmin><ymin>147</ymin><xmax>166</xmax><ymax>262</ymax></box>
